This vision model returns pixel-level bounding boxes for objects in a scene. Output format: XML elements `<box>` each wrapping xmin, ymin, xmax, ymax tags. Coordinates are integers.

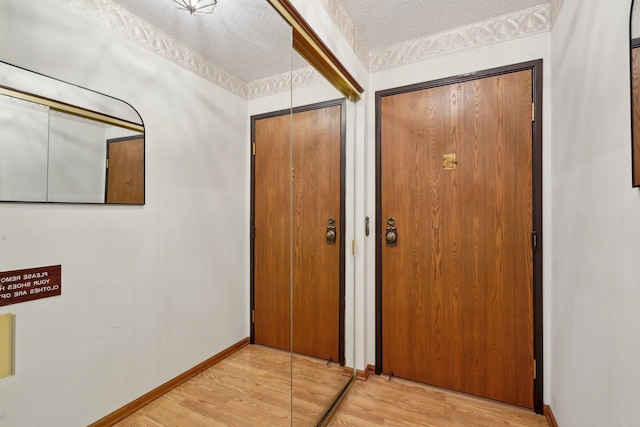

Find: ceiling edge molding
<box><xmin>247</xmin><ymin>66</ymin><xmax>327</xmax><ymax>99</ymax></box>
<box><xmin>369</xmin><ymin>3</ymin><xmax>551</xmax><ymax>73</ymax></box>
<box><xmin>51</xmin><ymin>0</ymin><xmax>248</xmax><ymax>98</ymax></box>
<box><xmin>315</xmin><ymin>0</ymin><xmax>370</xmax><ymax>71</ymax></box>
<box><xmin>550</xmin><ymin>0</ymin><xmax>565</xmax><ymax>28</ymax></box>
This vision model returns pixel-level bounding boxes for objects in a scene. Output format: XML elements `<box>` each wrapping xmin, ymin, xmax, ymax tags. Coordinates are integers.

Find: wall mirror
<box><xmin>0</xmin><ymin>61</ymin><xmax>144</xmax><ymax>204</ymax></box>
<box><xmin>245</xmin><ymin>1</ymin><xmax>360</xmax><ymax>425</ymax></box>
<box><xmin>631</xmin><ymin>0</ymin><xmax>640</xmax><ymax>187</ymax></box>
<box><xmin>248</xmin><ymin>3</ymin><xmax>358</xmax><ymax>423</ymax></box>
<box><xmin>289</xmin><ymin>50</ymin><xmax>357</xmax><ymax>424</ymax></box>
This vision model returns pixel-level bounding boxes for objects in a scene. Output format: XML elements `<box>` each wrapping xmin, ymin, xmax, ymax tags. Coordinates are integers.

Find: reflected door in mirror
<box><xmin>252</xmin><ymin>100</ymin><xmax>344</xmax><ymax>364</ymax></box>
<box><xmin>106</xmin><ymin>137</ymin><xmax>145</xmax><ymax>204</ymax></box>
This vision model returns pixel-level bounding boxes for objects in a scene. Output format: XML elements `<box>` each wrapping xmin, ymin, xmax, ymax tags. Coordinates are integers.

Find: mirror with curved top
<box><xmin>0</xmin><ymin>61</ymin><xmax>144</xmax><ymax>204</ymax></box>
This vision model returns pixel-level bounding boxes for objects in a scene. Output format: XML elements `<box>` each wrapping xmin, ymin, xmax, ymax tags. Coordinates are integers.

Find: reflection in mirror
<box><xmin>0</xmin><ymin>62</ymin><xmax>144</xmax><ymax>203</ymax></box>
<box><xmin>290</xmin><ymin>50</ymin><xmax>356</xmax><ymax>426</ymax></box>
<box><xmin>250</xmin><ymin>50</ymin><xmax>356</xmax><ymax>426</ymax></box>
<box><xmin>631</xmin><ymin>0</ymin><xmax>640</xmax><ymax>186</ymax></box>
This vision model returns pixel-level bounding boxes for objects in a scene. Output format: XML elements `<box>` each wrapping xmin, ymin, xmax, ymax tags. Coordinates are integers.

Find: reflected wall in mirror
<box><xmin>0</xmin><ymin>62</ymin><xmax>144</xmax><ymax>203</ymax></box>
<box><xmin>631</xmin><ymin>0</ymin><xmax>640</xmax><ymax>187</ymax></box>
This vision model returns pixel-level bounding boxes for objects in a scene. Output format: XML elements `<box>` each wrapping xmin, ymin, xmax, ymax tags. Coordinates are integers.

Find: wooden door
<box><xmin>291</xmin><ymin>105</ymin><xmax>341</xmax><ymax>363</ymax></box>
<box><xmin>106</xmin><ymin>136</ymin><xmax>144</xmax><ymax>204</ymax></box>
<box><xmin>253</xmin><ymin>113</ymin><xmax>292</xmax><ymax>351</ymax></box>
<box><xmin>252</xmin><ymin>102</ymin><xmax>343</xmax><ymax>363</ymax></box>
<box><xmin>379</xmin><ymin>70</ymin><xmax>534</xmax><ymax>408</ymax></box>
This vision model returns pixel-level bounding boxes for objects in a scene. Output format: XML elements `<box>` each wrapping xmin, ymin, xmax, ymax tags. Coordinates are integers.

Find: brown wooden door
<box><xmin>106</xmin><ymin>137</ymin><xmax>144</xmax><ymax>204</ymax></box>
<box><xmin>380</xmin><ymin>70</ymin><xmax>534</xmax><ymax>408</ymax></box>
<box><xmin>253</xmin><ymin>102</ymin><xmax>343</xmax><ymax>363</ymax></box>
<box><xmin>254</xmin><ymin>113</ymin><xmax>292</xmax><ymax>351</ymax></box>
<box><xmin>291</xmin><ymin>105</ymin><xmax>341</xmax><ymax>362</ymax></box>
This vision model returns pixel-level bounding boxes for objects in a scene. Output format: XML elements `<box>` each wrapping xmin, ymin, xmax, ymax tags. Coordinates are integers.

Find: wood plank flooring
<box><xmin>329</xmin><ymin>375</ymin><xmax>548</xmax><ymax>427</ymax></box>
<box><xmin>114</xmin><ymin>344</ymin><xmax>349</xmax><ymax>427</ymax></box>
<box><xmin>115</xmin><ymin>344</ymin><xmax>548</xmax><ymax>426</ymax></box>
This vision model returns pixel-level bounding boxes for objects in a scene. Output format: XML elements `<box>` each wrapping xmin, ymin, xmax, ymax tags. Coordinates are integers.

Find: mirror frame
<box><xmin>267</xmin><ymin>0</ymin><xmax>364</xmax><ymax>102</ymax></box>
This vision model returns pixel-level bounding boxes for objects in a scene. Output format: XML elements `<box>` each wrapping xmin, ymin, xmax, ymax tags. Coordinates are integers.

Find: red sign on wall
<box><xmin>0</xmin><ymin>265</ymin><xmax>61</xmax><ymax>306</ymax></box>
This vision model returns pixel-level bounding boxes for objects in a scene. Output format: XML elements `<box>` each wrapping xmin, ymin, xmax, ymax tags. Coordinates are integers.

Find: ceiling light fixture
<box><xmin>172</xmin><ymin>0</ymin><xmax>217</xmax><ymax>15</ymax></box>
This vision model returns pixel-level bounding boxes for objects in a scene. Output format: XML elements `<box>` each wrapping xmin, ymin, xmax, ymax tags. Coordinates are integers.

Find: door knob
<box><xmin>326</xmin><ymin>217</ymin><xmax>337</xmax><ymax>244</ymax></box>
<box><xmin>386</xmin><ymin>217</ymin><xmax>397</xmax><ymax>247</ymax></box>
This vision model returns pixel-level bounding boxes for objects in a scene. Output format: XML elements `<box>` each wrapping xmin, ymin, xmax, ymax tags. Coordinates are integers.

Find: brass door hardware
<box><xmin>385</xmin><ymin>217</ymin><xmax>397</xmax><ymax>247</ymax></box>
<box><xmin>326</xmin><ymin>217</ymin><xmax>337</xmax><ymax>244</ymax></box>
<box><xmin>443</xmin><ymin>153</ymin><xmax>457</xmax><ymax>170</ymax></box>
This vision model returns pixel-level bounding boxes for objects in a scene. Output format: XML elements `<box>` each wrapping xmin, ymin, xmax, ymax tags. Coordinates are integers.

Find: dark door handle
<box><xmin>326</xmin><ymin>217</ymin><xmax>337</xmax><ymax>244</ymax></box>
<box><xmin>386</xmin><ymin>217</ymin><xmax>397</xmax><ymax>247</ymax></box>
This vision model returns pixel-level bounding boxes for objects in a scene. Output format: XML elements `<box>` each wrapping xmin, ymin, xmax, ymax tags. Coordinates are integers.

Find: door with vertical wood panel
<box><xmin>106</xmin><ymin>137</ymin><xmax>144</xmax><ymax>204</ymax></box>
<box><xmin>291</xmin><ymin>105</ymin><xmax>341</xmax><ymax>363</ymax></box>
<box><xmin>379</xmin><ymin>70</ymin><xmax>534</xmax><ymax>408</ymax></box>
<box><xmin>254</xmin><ymin>114</ymin><xmax>291</xmax><ymax>351</ymax></box>
<box><xmin>253</xmin><ymin>102</ymin><xmax>342</xmax><ymax>363</ymax></box>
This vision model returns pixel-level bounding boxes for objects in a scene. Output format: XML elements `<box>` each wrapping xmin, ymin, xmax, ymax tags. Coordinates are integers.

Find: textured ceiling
<box><xmin>339</xmin><ymin>0</ymin><xmax>549</xmax><ymax>50</ymax></box>
<box><xmin>112</xmin><ymin>0</ymin><xmax>294</xmax><ymax>82</ymax></box>
<box><xmin>112</xmin><ymin>0</ymin><xmax>550</xmax><ymax>82</ymax></box>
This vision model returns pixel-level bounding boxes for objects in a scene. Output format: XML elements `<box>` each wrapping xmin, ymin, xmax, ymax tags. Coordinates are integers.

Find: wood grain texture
<box><xmin>329</xmin><ymin>375</ymin><xmax>548</xmax><ymax>427</ymax></box>
<box><xmin>353</xmin><ymin>364</ymin><xmax>375</xmax><ymax>380</ymax></box>
<box><xmin>106</xmin><ymin>137</ymin><xmax>144</xmax><ymax>204</ymax></box>
<box><xmin>380</xmin><ymin>70</ymin><xmax>534</xmax><ymax>408</ymax></box>
<box><xmin>631</xmin><ymin>46</ymin><xmax>640</xmax><ymax>186</ymax></box>
<box><xmin>292</xmin><ymin>105</ymin><xmax>341</xmax><ymax>362</ymax></box>
<box><xmin>544</xmin><ymin>405</ymin><xmax>559</xmax><ymax>427</ymax></box>
<box><xmin>253</xmin><ymin>105</ymin><xmax>342</xmax><ymax>363</ymax></box>
<box><xmin>254</xmin><ymin>114</ymin><xmax>292</xmax><ymax>351</ymax></box>
<box><xmin>90</xmin><ymin>338</ymin><xmax>249</xmax><ymax>426</ymax></box>
<box><xmin>113</xmin><ymin>345</ymin><xmax>348</xmax><ymax>427</ymax></box>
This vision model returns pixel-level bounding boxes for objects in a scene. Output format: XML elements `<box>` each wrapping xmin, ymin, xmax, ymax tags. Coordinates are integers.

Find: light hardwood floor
<box><xmin>115</xmin><ymin>344</ymin><xmax>548</xmax><ymax>426</ymax></box>
<box><xmin>114</xmin><ymin>345</ymin><xmax>348</xmax><ymax>427</ymax></box>
<box><xmin>328</xmin><ymin>375</ymin><xmax>548</xmax><ymax>427</ymax></box>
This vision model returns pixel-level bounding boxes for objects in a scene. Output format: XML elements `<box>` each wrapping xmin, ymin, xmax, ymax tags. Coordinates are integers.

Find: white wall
<box><xmin>0</xmin><ymin>1</ymin><xmax>249</xmax><ymax>426</ymax></box>
<box><xmin>0</xmin><ymin>98</ymin><xmax>49</xmax><ymax>202</ymax></box>
<box><xmin>47</xmin><ymin>113</ymin><xmax>106</xmax><ymax>203</ymax></box>
<box><xmin>551</xmin><ymin>1</ymin><xmax>640</xmax><ymax>425</ymax></box>
<box><xmin>367</xmin><ymin>32</ymin><xmax>553</xmax><ymax>402</ymax></box>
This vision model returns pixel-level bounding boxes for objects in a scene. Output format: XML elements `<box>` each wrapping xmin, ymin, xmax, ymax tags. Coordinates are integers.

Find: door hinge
<box><xmin>532</xmin><ymin>231</ymin><xmax>537</xmax><ymax>251</ymax></box>
<box><xmin>251</xmin><ymin>310</ymin><xmax>255</xmax><ymax>324</ymax></box>
<box><xmin>533</xmin><ymin>359</ymin><xmax>537</xmax><ymax>379</ymax></box>
<box><xmin>106</xmin><ymin>159</ymin><xmax>109</xmax><ymax>169</ymax></box>
<box><xmin>532</xmin><ymin>102</ymin><xmax>535</xmax><ymax>122</ymax></box>
<box><xmin>252</xmin><ymin>142</ymin><xmax>256</xmax><ymax>156</ymax></box>
<box><xmin>352</xmin><ymin>240</ymin><xmax>355</xmax><ymax>256</ymax></box>
<box><xmin>251</xmin><ymin>226</ymin><xmax>255</xmax><ymax>240</ymax></box>
<box><xmin>291</xmin><ymin>168</ymin><xmax>295</xmax><ymax>180</ymax></box>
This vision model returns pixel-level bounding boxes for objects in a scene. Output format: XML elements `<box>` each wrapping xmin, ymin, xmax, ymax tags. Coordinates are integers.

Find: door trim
<box><xmin>250</xmin><ymin>98</ymin><xmax>347</xmax><ymax>364</ymax></box>
<box><xmin>374</xmin><ymin>60</ymin><xmax>544</xmax><ymax>414</ymax></box>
